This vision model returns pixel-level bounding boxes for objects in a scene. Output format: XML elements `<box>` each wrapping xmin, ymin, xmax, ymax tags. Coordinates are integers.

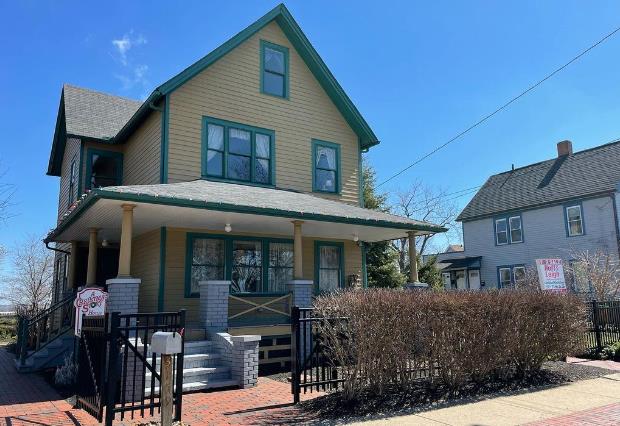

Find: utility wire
<box><xmin>377</xmin><ymin>25</ymin><xmax>620</xmax><ymax>188</ymax></box>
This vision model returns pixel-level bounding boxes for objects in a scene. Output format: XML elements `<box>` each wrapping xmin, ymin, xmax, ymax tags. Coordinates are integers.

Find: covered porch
<box><xmin>46</xmin><ymin>180</ymin><xmax>444</xmax><ymax>365</ymax></box>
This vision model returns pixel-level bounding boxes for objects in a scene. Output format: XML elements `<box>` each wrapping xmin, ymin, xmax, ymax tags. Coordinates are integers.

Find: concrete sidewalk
<box><xmin>355</xmin><ymin>373</ymin><xmax>620</xmax><ymax>425</ymax></box>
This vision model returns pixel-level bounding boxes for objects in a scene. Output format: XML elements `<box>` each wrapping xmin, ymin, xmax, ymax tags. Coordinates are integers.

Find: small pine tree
<box><xmin>362</xmin><ymin>162</ymin><xmax>406</xmax><ymax>288</ymax></box>
<box><xmin>418</xmin><ymin>255</ymin><xmax>443</xmax><ymax>290</ymax></box>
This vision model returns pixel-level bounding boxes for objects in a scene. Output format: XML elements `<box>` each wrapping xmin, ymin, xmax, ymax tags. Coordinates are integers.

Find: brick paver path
<box><xmin>0</xmin><ymin>346</ymin><xmax>318</xmax><ymax>425</ymax></box>
<box><xmin>528</xmin><ymin>402</ymin><xmax>620</xmax><ymax>425</ymax></box>
<box><xmin>0</xmin><ymin>347</ymin><xmax>98</xmax><ymax>426</ymax></box>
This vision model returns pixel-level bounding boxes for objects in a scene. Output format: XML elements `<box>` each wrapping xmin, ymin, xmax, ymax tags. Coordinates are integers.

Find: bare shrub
<box><xmin>566</xmin><ymin>249</ymin><xmax>620</xmax><ymax>300</ymax></box>
<box><xmin>55</xmin><ymin>354</ymin><xmax>77</xmax><ymax>387</ymax></box>
<box><xmin>314</xmin><ymin>289</ymin><xmax>584</xmax><ymax>401</ymax></box>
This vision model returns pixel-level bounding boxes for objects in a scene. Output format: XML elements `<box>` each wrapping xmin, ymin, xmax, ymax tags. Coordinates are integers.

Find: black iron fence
<box><xmin>582</xmin><ymin>300</ymin><xmax>620</xmax><ymax>353</ymax></box>
<box><xmin>75</xmin><ymin>310</ymin><xmax>186</xmax><ymax>426</ymax></box>
<box><xmin>290</xmin><ymin>307</ymin><xmax>347</xmax><ymax>403</ymax></box>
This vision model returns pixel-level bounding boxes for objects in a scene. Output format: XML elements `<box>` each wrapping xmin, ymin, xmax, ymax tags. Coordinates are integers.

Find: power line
<box><xmin>377</xmin><ymin>24</ymin><xmax>620</xmax><ymax>188</ymax></box>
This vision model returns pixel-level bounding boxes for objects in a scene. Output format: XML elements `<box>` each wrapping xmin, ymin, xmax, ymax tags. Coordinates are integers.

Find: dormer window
<box><xmin>261</xmin><ymin>40</ymin><xmax>289</xmax><ymax>98</ymax></box>
<box><xmin>85</xmin><ymin>149</ymin><xmax>123</xmax><ymax>190</ymax></box>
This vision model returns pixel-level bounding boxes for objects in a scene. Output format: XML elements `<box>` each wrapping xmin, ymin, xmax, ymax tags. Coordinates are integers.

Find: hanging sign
<box><xmin>535</xmin><ymin>258</ymin><xmax>567</xmax><ymax>292</ymax></box>
<box><xmin>74</xmin><ymin>288</ymin><xmax>108</xmax><ymax>336</ymax></box>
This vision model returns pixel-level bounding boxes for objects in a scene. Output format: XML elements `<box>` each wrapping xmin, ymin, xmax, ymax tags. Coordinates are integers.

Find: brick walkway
<box><xmin>527</xmin><ymin>402</ymin><xmax>620</xmax><ymax>425</ymax></box>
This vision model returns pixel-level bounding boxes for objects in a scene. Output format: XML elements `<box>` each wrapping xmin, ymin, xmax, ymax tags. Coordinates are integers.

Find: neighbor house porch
<box><xmin>46</xmin><ymin>179</ymin><xmax>445</xmax><ymax>367</ymax></box>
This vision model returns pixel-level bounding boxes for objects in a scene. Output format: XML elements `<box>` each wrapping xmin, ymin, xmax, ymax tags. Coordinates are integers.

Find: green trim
<box><xmin>77</xmin><ymin>141</ymin><xmax>84</xmax><ymax>197</ymax></box>
<box><xmin>45</xmin><ymin>189</ymin><xmax>447</xmax><ymax>243</ymax></box>
<box><xmin>184</xmin><ymin>232</ymin><xmax>293</xmax><ymax>298</ymax></box>
<box><xmin>314</xmin><ymin>241</ymin><xmax>345</xmax><ymax>294</ymax></box>
<box><xmin>312</xmin><ymin>139</ymin><xmax>341</xmax><ymax>194</ymax></box>
<box><xmin>260</xmin><ymin>39</ymin><xmax>289</xmax><ymax>99</ymax></box>
<box><xmin>361</xmin><ymin>242</ymin><xmax>368</xmax><ymax>288</ymax></box>
<box><xmin>201</xmin><ymin>116</ymin><xmax>276</xmax><ymax>187</ymax></box>
<box><xmin>158</xmin><ymin>227</ymin><xmax>167</xmax><ymax>310</ymax></box>
<box><xmin>67</xmin><ymin>153</ymin><xmax>78</xmax><ymax>207</ymax></box>
<box><xmin>84</xmin><ymin>148</ymin><xmax>123</xmax><ymax>191</ymax></box>
<box><xmin>358</xmin><ymin>143</ymin><xmax>364</xmax><ymax>207</ymax></box>
<box><xmin>160</xmin><ymin>95</ymin><xmax>169</xmax><ymax>184</ymax></box>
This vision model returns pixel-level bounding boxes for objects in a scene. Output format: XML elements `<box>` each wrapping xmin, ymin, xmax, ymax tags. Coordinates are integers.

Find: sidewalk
<box><xmin>356</xmin><ymin>373</ymin><xmax>620</xmax><ymax>426</ymax></box>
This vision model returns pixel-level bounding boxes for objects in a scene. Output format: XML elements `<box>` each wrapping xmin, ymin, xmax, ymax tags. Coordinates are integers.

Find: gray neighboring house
<box><xmin>437</xmin><ymin>140</ymin><xmax>620</xmax><ymax>291</ymax></box>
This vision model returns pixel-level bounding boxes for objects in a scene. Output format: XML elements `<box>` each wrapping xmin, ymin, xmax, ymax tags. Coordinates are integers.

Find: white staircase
<box><xmin>145</xmin><ymin>340</ymin><xmax>237</xmax><ymax>396</ymax></box>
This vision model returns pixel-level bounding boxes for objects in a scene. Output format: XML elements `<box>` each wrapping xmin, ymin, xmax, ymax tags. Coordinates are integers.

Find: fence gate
<box><xmin>75</xmin><ymin>315</ymin><xmax>108</xmax><ymax>422</ymax></box>
<box><xmin>75</xmin><ymin>310</ymin><xmax>186</xmax><ymax>426</ymax></box>
<box><xmin>290</xmin><ymin>307</ymin><xmax>347</xmax><ymax>403</ymax></box>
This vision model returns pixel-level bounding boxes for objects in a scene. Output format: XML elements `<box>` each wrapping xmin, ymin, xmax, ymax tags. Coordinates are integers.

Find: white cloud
<box><xmin>111</xmin><ymin>30</ymin><xmax>147</xmax><ymax>66</ymax></box>
<box><xmin>115</xmin><ymin>64</ymin><xmax>150</xmax><ymax>91</ymax></box>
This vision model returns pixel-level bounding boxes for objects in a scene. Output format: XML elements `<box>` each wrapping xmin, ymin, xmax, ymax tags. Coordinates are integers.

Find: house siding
<box><xmin>123</xmin><ymin>110</ymin><xmax>161</xmax><ymax>185</ymax></box>
<box><xmin>57</xmin><ymin>137</ymin><xmax>81</xmax><ymax>222</ymax></box>
<box><xmin>167</xmin><ymin>21</ymin><xmax>361</xmax><ymax>205</ymax></box>
<box><xmin>132</xmin><ymin>229</ymin><xmax>161</xmax><ymax>314</ymax></box>
<box><xmin>160</xmin><ymin>227</ymin><xmax>362</xmax><ymax>325</ymax></box>
<box><xmin>459</xmin><ymin>196</ymin><xmax>620</xmax><ymax>288</ymax></box>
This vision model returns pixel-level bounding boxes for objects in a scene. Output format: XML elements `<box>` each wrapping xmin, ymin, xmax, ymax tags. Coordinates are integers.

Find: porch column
<box><xmin>117</xmin><ymin>204</ymin><xmax>136</xmax><ymax>278</ymax></box>
<box><xmin>86</xmin><ymin>228</ymin><xmax>98</xmax><ymax>287</ymax></box>
<box><xmin>67</xmin><ymin>240</ymin><xmax>78</xmax><ymax>289</ymax></box>
<box><xmin>292</xmin><ymin>220</ymin><xmax>303</xmax><ymax>279</ymax></box>
<box><xmin>408</xmin><ymin>231</ymin><xmax>418</xmax><ymax>283</ymax></box>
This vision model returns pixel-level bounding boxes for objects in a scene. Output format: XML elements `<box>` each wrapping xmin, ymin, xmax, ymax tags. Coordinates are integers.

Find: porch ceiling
<box><xmin>46</xmin><ymin>180</ymin><xmax>446</xmax><ymax>243</ymax></box>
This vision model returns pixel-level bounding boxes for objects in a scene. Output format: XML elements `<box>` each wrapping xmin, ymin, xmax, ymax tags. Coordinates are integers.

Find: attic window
<box><xmin>261</xmin><ymin>40</ymin><xmax>289</xmax><ymax>98</ymax></box>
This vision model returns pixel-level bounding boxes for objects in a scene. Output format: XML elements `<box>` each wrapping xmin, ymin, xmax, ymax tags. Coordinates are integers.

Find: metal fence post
<box><xmin>291</xmin><ymin>306</ymin><xmax>300</xmax><ymax>404</ymax></box>
<box><xmin>19</xmin><ymin>317</ymin><xmax>29</xmax><ymax>366</ymax></box>
<box><xmin>592</xmin><ymin>299</ymin><xmax>602</xmax><ymax>352</ymax></box>
<box><xmin>105</xmin><ymin>312</ymin><xmax>121</xmax><ymax>426</ymax></box>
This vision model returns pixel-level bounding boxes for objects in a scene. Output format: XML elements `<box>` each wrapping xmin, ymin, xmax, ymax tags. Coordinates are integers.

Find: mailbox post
<box><xmin>151</xmin><ymin>332</ymin><xmax>182</xmax><ymax>426</ymax></box>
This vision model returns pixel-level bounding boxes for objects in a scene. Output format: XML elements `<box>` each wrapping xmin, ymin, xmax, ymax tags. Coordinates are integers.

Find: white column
<box><xmin>292</xmin><ymin>220</ymin><xmax>304</xmax><ymax>279</ymax></box>
<box><xmin>118</xmin><ymin>204</ymin><xmax>136</xmax><ymax>278</ymax></box>
<box><xmin>408</xmin><ymin>231</ymin><xmax>418</xmax><ymax>283</ymax></box>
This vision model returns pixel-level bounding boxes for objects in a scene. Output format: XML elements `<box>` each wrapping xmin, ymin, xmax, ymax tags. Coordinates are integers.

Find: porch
<box><xmin>45</xmin><ymin>180</ymin><xmax>444</xmax><ymax>368</ymax></box>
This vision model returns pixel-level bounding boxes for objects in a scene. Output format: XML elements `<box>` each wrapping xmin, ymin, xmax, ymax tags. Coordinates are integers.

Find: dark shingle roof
<box><xmin>63</xmin><ymin>84</ymin><xmax>142</xmax><ymax>141</ymax></box>
<box><xmin>458</xmin><ymin>141</ymin><xmax>620</xmax><ymax>221</ymax></box>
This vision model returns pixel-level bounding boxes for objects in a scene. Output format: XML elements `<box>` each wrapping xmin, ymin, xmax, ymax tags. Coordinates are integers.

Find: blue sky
<box><xmin>1</xmin><ymin>0</ymin><xmax>619</xmax><ymax>253</ymax></box>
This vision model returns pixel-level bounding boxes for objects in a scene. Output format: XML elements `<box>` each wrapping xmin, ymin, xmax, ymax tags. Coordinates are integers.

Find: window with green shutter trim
<box><xmin>202</xmin><ymin>116</ymin><xmax>275</xmax><ymax>186</ymax></box>
<box><xmin>312</xmin><ymin>139</ymin><xmax>340</xmax><ymax>194</ymax></box>
<box><xmin>260</xmin><ymin>40</ymin><xmax>289</xmax><ymax>98</ymax></box>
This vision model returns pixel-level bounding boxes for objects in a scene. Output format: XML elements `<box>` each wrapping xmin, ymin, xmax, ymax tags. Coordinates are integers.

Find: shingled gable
<box><xmin>457</xmin><ymin>140</ymin><xmax>620</xmax><ymax>222</ymax></box>
<box><xmin>47</xmin><ymin>3</ymin><xmax>379</xmax><ymax>176</ymax></box>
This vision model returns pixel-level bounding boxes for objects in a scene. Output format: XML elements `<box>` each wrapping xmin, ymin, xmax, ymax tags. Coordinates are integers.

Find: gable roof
<box><xmin>48</xmin><ymin>3</ymin><xmax>379</xmax><ymax>176</ymax></box>
<box><xmin>457</xmin><ymin>140</ymin><xmax>620</xmax><ymax>222</ymax></box>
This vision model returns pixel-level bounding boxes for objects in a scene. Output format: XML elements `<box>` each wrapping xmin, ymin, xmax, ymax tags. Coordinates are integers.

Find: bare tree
<box><xmin>390</xmin><ymin>180</ymin><xmax>460</xmax><ymax>273</ymax></box>
<box><xmin>565</xmin><ymin>249</ymin><xmax>620</xmax><ymax>301</ymax></box>
<box><xmin>0</xmin><ymin>162</ymin><xmax>15</xmax><ymax>225</ymax></box>
<box><xmin>2</xmin><ymin>235</ymin><xmax>54</xmax><ymax>315</ymax></box>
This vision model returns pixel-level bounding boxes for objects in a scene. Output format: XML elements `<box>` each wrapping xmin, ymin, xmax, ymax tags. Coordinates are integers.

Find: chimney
<box><xmin>557</xmin><ymin>140</ymin><xmax>573</xmax><ymax>157</ymax></box>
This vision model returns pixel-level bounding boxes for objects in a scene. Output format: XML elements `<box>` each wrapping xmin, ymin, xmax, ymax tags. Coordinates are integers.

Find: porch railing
<box><xmin>16</xmin><ymin>293</ymin><xmax>75</xmax><ymax>366</ymax></box>
<box><xmin>228</xmin><ymin>292</ymin><xmax>292</xmax><ymax>327</ymax></box>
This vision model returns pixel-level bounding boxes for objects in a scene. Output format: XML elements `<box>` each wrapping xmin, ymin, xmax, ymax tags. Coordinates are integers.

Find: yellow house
<box><xmin>42</xmin><ymin>4</ymin><xmax>444</xmax><ymax>374</ymax></box>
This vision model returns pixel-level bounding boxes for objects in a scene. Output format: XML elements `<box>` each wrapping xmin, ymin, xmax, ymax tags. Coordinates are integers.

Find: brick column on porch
<box><xmin>199</xmin><ymin>280</ymin><xmax>231</xmax><ymax>336</ymax></box>
<box><xmin>231</xmin><ymin>335</ymin><xmax>260</xmax><ymax>388</ymax></box>
<box><xmin>287</xmin><ymin>280</ymin><xmax>313</xmax><ymax>308</ymax></box>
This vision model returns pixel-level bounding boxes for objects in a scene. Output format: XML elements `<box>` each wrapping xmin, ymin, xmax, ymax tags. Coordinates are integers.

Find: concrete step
<box><xmin>147</xmin><ymin>340</ymin><xmax>213</xmax><ymax>357</ymax></box>
<box><xmin>144</xmin><ymin>379</ymin><xmax>238</xmax><ymax>397</ymax></box>
<box><xmin>146</xmin><ymin>366</ymin><xmax>231</xmax><ymax>382</ymax></box>
<box><xmin>154</xmin><ymin>353</ymin><xmax>222</xmax><ymax>369</ymax></box>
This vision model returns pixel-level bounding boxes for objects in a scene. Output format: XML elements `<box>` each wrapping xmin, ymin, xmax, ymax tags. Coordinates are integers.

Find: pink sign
<box><xmin>74</xmin><ymin>288</ymin><xmax>108</xmax><ymax>336</ymax></box>
<box><xmin>535</xmin><ymin>259</ymin><xmax>567</xmax><ymax>292</ymax></box>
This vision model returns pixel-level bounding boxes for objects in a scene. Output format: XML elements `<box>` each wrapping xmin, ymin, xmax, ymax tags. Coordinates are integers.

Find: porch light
<box><xmin>353</xmin><ymin>234</ymin><xmax>359</xmax><ymax>242</ymax></box>
<box><xmin>101</xmin><ymin>239</ymin><xmax>109</xmax><ymax>248</ymax></box>
<box><xmin>225</xmin><ymin>223</ymin><xmax>232</xmax><ymax>233</ymax></box>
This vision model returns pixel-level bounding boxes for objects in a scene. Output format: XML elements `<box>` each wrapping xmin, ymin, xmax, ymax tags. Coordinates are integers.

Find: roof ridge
<box><xmin>63</xmin><ymin>83</ymin><xmax>143</xmax><ymax>105</ymax></box>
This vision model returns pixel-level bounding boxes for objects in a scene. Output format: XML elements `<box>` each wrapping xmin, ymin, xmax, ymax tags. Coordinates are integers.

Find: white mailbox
<box><xmin>151</xmin><ymin>332</ymin><xmax>182</xmax><ymax>355</ymax></box>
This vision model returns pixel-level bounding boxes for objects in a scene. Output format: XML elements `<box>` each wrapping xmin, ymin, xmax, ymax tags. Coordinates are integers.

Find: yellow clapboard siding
<box><xmin>57</xmin><ymin>137</ymin><xmax>81</xmax><ymax>222</ymax></box>
<box><xmin>123</xmin><ymin>110</ymin><xmax>161</xmax><ymax>185</ymax></box>
<box><xmin>132</xmin><ymin>229</ymin><xmax>161</xmax><ymax>313</ymax></box>
<box><xmin>168</xmin><ymin>21</ymin><xmax>360</xmax><ymax>205</ymax></box>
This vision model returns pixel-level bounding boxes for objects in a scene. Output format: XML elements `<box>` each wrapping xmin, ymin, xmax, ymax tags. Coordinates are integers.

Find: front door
<box><xmin>468</xmin><ymin>269</ymin><xmax>481</xmax><ymax>290</ymax></box>
<box><xmin>455</xmin><ymin>270</ymin><xmax>466</xmax><ymax>290</ymax></box>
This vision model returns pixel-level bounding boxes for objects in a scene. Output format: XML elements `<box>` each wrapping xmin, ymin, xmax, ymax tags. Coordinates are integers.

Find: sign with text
<box><xmin>74</xmin><ymin>288</ymin><xmax>108</xmax><ymax>336</ymax></box>
<box><xmin>535</xmin><ymin>258</ymin><xmax>567</xmax><ymax>292</ymax></box>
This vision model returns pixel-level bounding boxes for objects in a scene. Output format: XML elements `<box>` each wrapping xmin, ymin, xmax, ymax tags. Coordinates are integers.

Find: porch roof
<box><xmin>45</xmin><ymin>180</ymin><xmax>446</xmax><ymax>243</ymax></box>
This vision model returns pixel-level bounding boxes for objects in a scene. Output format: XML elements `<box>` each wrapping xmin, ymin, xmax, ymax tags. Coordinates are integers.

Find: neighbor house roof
<box><xmin>48</xmin><ymin>3</ymin><xmax>379</xmax><ymax>176</ymax></box>
<box><xmin>46</xmin><ymin>180</ymin><xmax>446</xmax><ymax>242</ymax></box>
<box><xmin>458</xmin><ymin>140</ymin><xmax>620</xmax><ymax>221</ymax></box>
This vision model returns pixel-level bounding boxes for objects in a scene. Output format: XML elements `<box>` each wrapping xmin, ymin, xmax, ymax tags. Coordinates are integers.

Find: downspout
<box><xmin>45</xmin><ymin>240</ymin><xmax>70</xmax><ymax>255</ymax></box>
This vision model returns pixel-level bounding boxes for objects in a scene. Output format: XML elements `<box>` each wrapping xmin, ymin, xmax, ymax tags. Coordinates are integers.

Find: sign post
<box><xmin>535</xmin><ymin>258</ymin><xmax>567</xmax><ymax>292</ymax></box>
<box><xmin>152</xmin><ymin>332</ymin><xmax>183</xmax><ymax>426</ymax></box>
<box><xmin>74</xmin><ymin>288</ymin><xmax>108</xmax><ymax>336</ymax></box>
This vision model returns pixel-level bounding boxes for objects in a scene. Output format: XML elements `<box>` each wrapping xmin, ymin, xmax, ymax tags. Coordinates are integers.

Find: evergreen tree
<box><xmin>362</xmin><ymin>162</ymin><xmax>405</xmax><ymax>288</ymax></box>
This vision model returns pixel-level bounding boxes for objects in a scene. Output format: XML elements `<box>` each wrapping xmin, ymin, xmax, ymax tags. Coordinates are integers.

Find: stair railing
<box><xmin>16</xmin><ymin>293</ymin><xmax>75</xmax><ymax>366</ymax></box>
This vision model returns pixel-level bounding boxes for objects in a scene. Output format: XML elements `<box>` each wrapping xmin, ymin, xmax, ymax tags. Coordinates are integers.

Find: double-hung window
<box><xmin>495</xmin><ymin>214</ymin><xmax>523</xmax><ymax>245</ymax></box>
<box><xmin>315</xmin><ymin>242</ymin><xmax>343</xmax><ymax>293</ymax></box>
<box><xmin>203</xmin><ymin>117</ymin><xmax>274</xmax><ymax>185</ymax></box>
<box><xmin>312</xmin><ymin>140</ymin><xmax>340</xmax><ymax>193</ymax></box>
<box><xmin>498</xmin><ymin>265</ymin><xmax>526</xmax><ymax>288</ymax></box>
<box><xmin>565</xmin><ymin>204</ymin><xmax>584</xmax><ymax>236</ymax></box>
<box><xmin>85</xmin><ymin>149</ymin><xmax>123</xmax><ymax>190</ymax></box>
<box><xmin>261</xmin><ymin>40</ymin><xmax>289</xmax><ymax>98</ymax></box>
<box><xmin>68</xmin><ymin>154</ymin><xmax>78</xmax><ymax>206</ymax></box>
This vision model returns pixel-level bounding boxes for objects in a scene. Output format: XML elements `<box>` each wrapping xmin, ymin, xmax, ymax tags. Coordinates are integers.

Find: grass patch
<box><xmin>0</xmin><ymin>315</ymin><xmax>17</xmax><ymax>343</ymax></box>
